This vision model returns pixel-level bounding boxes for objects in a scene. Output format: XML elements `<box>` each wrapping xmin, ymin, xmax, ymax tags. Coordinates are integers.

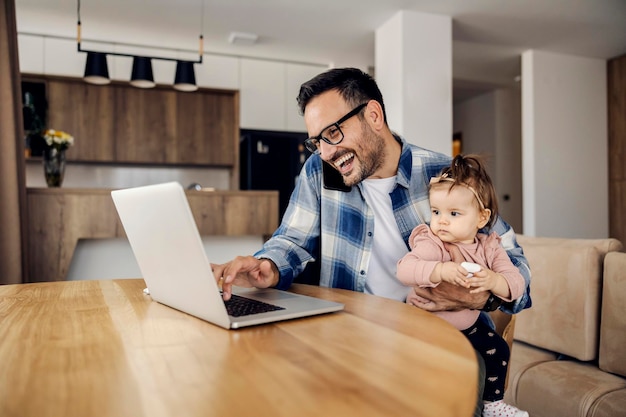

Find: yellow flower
<box><xmin>43</xmin><ymin>129</ymin><xmax>74</xmax><ymax>150</ymax></box>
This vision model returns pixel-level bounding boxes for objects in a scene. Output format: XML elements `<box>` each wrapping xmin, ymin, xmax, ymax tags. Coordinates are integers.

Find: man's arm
<box><xmin>489</xmin><ymin>218</ymin><xmax>532</xmax><ymax>314</ymax></box>
<box><xmin>411</xmin><ymin>282</ymin><xmax>488</xmax><ymax>312</ymax></box>
<box><xmin>254</xmin><ymin>157</ymin><xmax>324</xmax><ymax>290</ymax></box>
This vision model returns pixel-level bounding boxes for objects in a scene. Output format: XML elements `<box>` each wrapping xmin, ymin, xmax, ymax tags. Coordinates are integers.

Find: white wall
<box><xmin>25</xmin><ymin>160</ymin><xmax>230</xmax><ymax>190</ymax></box>
<box><xmin>453</xmin><ymin>87</ymin><xmax>523</xmax><ymax>233</ymax></box>
<box><xmin>453</xmin><ymin>93</ymin><xmax>496</xmax><ymax>156</ymax></box>
<box><xmin>493</xmin><ymin>88</ymin><xmax>523</xmax><ymax>233</ymax></box>
<box><xmin>522</xmin><ymin>50</ymin><xmax>608</xmax><ymax>238</ymax></box>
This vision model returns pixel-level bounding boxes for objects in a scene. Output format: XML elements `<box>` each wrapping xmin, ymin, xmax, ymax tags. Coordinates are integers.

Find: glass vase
<box><xmin>42</xmin><ymin>147</ymin><xmax>67</xmax><ymax>187</ymax></box>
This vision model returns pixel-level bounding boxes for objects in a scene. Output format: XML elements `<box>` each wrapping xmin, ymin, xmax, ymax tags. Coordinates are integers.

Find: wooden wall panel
<box><xmin>608</xmin><ymin>54</ymin><xmax>626</xmax><ymax>246</ymax></box>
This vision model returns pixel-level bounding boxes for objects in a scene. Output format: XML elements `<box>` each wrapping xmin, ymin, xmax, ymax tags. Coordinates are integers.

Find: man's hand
<box><xmin>211</xmin><ymin>256</ymin><xmax>279</xmax><ymax>301</ymax></box>
<box><xmin>408</xmin><ymin>281</ymin><xmax>489</xmax><ymax>312</ymax></box>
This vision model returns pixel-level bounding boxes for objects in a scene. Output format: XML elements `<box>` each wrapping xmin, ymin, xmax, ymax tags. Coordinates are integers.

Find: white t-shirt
<box><xmin>360</xmin><ymin>176</ymin><xmax>411</xmax><ymax>301</ymax></box>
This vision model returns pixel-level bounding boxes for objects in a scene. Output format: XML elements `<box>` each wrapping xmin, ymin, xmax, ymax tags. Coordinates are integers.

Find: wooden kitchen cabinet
<box><xmin>113</xmin><ymin>85</ymin><xmax>177</xmax><ymax>163</ymax></box>
<box><xmin>47</xmin><ymin>79</ymin><xmax>116</xmax><ymax>161</ymax></box>
<box><xmin>39</xmin><ymin>75</ymin><xmax>238</xmax><ymax>166</ymax></box>
<box><xmin>175</xmin><ymin>90</ymin><xmax>237</xmax><ymax>165</ymax></box>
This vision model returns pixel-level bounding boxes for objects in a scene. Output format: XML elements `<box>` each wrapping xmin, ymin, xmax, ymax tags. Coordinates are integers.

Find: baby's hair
<box><xmin>431</xmin><ymin>154</ymin><xmax>499</xmax><ymax>228</ymax></box>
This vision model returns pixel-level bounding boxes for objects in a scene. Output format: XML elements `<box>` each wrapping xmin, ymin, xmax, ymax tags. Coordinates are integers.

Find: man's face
<box><xmin>303</xmin><ymin>90</ymin><xmax>386</xmax><ymax>187</ymax></box>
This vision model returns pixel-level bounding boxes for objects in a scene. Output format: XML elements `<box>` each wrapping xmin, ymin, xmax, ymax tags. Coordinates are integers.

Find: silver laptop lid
<box><xmin>112</xmin><ymin>182</ymin><xmax>231</xmax><ymax>328</ymax></box>
<box><xmin>111</xmin><ymin>182</ymin><xmax>344</xmax><ymax>329</ymax></box>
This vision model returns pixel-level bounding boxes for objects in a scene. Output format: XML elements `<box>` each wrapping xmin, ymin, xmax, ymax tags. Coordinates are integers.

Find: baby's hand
<box><xmin>468</xmin><ymin>268</ymin><xmax>499</xmax><ymax>293</ymax></box>
<box><xmin>440</xmin><ymin>262</ymin><xmax>473</xmax><ymax>288</ymax></box>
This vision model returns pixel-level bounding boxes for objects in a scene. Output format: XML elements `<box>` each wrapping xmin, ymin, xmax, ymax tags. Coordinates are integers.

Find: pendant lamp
<box><xmin>130</xmin><ymin>57</ymin><xmax>155</xmax><ymax>88</ymax></box>
<box><xmin>77</xmin><ymin>0</ymin><xmax>204</xmax><ymax>91</ymax></box>
<box><xmin>83</xmin><ymin>52</ymin><xmax>110</xmax><ymax>85</ymax></box>
<box><xmin>173</xmin><ymin>61</ymin><xmax>198</xmax><ymax>92</ymax></box>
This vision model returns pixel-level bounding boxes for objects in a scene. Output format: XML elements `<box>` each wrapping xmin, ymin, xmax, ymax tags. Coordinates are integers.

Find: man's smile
<box><xmin>333</xmin><ymin>152</ymin><xmax>355</xmax><ymax>174</ymax></box>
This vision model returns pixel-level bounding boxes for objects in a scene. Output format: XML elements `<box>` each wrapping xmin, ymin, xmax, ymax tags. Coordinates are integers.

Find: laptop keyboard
<box><xmin>224</xmin><ymin>294</ymin><xmax>286</xmax><ymax>317</ymax></box>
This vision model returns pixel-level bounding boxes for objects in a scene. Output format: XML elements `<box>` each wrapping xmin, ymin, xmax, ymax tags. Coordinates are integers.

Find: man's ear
<box><xmin>478</xmin><ymin>208</ymin><xmax>492</xmax><ymax>229</ymax></box>
<box><xmin>364</xmin><ymin>100</ymin><xmax>385</xmax><ymax>130</ymax></box>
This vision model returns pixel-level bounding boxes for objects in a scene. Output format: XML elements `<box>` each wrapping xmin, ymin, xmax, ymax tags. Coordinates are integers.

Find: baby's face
<box><xmin>428</xmin><ymin>184</ymin><xmax>488</xmax><ymax>244</ymax></box>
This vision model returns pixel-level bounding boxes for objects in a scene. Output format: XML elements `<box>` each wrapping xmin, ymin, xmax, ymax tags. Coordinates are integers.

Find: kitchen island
<box><xmin>26</xmin><ymin>187</ymin><xmax>278</xmax><ymax>282</ymax></box>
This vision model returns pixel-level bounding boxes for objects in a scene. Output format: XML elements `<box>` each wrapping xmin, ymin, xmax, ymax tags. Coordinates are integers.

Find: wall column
<box><xmin>375</xmin><ymin>10</ymin><xmax>452</xmax><ymax>156</ymax></box>
<box><xmin>522</xmin><ymin>50</ymin><xmax>608</xmax><ymax>238</ymax></box>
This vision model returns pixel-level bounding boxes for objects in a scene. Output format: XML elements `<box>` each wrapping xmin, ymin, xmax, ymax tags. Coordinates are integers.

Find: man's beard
<box><xmin>342</xmin><ymin>124</ymin><xmax>386</xmax><ymax>187</ymax></box>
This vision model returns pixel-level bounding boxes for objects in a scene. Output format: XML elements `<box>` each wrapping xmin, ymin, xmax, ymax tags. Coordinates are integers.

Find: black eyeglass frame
<box><xmin>304</xmin><ymin>102</ymin><xmax>368</xmax><ymax>154</ymax></box>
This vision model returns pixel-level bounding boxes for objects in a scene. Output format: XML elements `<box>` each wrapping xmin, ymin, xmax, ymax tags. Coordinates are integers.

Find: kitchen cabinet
<box><xmin>286</xmin><ymin>63</ymin><xmax>326</xmax><ymax>131</ymax></box>
<box><xmin>26</xmin><ymin>188</ymin><xmax>278</xmax><ymax>282</ymax></box>
<box><xmin>175</xmin><ymin>89</ymin><xmax>238</xmax><ymax>165</ymax></box>
<box><xmin>43</xmin><ymin>37</ymin><xmax>87</xmax><ymax>77</ymax></box>
<box><xmin>113</xmin><ymin>85</ymin><xmax>177</xmax><ymax>163</ymax></box>
<box><xmin>47</xmin><ymin>78</ymin><xmax>116</xmax><ymax>161</ymax></box>
<box><xmin>41</xmin><ymin>76</ymin><xmax>238</xmax><ymax>166</ymax></box>
<box><xmin>196</xmin><ymin>54</ymin><xmax>240</xmax><ymax>90</ymax></box>
<box><xmin>239</xmin><ymin>58</ymin><xmax>327</xmax><ymax>131</ymax></box>
<box><xmin>240</xmin><ymin>59</ymin><xmax>286</xmax><ymax>130</ymax></box>
<box><xmin>17</xmin><ymin>34</ymin><xmax>44</xmax><ymax>74</ymax></box>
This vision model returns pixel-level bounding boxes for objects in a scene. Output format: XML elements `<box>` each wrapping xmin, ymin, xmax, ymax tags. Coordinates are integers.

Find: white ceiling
<box><xmin>15</xmin><ymin>0</ymin><xmax>626</xmax><ymax>102</ymax></box>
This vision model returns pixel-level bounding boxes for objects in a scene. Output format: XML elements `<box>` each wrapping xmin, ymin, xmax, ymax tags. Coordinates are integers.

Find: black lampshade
<box><xmin>130</xmin><ymin>57</ymin><xmax>155</xmax><ymax>88</ymax></box>
<box><xmin>83</xmin><ymin>52</ymin><xmax>110</xmax><ymax>85</ymax></box>
<box><xmin>173</xmin><ymin>61</ymin><xmax>197</xmax><ymax>92</ymax></box>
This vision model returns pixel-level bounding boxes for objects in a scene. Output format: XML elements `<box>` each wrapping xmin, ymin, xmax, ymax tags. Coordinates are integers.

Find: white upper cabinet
<box><xmin>43</xmin><ymin>37</ymin><xmax>86</xmax><ymax>77</ymax></box>
<box><xmin>286</xmin><ymin>63</ymin><xmax>326</xmax><ymax>132</ymax></box>
<box><xmin>196</xmin><ymin>54</ymin><xmax>239</xmax><ymax>90</ymax></box>
<box><xmin>240</xmin><ymin>58</ymin><xmax>286</xmax><ymax>130</ymax></box>
<box><xmin>240</xmin><ymin>59</ymin><xmax>327</xmax><ymax>131</ymax></box>
<box><xmin>18</xmin><ymin>34</ymin><xmax>44</xmax><ymax>74</ymax></box>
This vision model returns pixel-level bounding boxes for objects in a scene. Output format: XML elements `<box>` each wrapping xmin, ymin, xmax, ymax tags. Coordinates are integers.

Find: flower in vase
<box><xmin>43</xmin><ymin>129</ymin><xmax>74</xmax><ymax>151</ymax></box>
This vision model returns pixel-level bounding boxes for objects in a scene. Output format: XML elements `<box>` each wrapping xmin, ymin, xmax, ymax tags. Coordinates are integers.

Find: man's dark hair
<box><xmin>296</xmin><ymin>67</ymin><xmax>387</xmax><ymax>124</ymax></box>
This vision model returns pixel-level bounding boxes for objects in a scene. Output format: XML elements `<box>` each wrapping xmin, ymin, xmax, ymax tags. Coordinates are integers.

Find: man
<box><xmin>213</xmin><ymin>68</ymin><xmax>531</xmax><ymax>416</ymax></box>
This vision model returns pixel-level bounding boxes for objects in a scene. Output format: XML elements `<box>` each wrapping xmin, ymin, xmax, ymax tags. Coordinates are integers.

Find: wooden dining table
<box><xmin>0</xmin><ymin>279</ymin><xmax>478</xmax><ymax>417</ymax></box>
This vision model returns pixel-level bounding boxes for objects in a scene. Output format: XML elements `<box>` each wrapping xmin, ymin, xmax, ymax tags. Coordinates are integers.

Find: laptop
<box><xmin>111</xmin><ymin>181</ymin><xmax>344</xmax><ymax>329</ymax></box>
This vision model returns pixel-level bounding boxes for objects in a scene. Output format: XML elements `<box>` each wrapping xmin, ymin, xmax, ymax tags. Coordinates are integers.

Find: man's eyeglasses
<box><xmin>304</xmin><ymin>103</ymin><xmax>368</xmax><ymax>154</ymax></box>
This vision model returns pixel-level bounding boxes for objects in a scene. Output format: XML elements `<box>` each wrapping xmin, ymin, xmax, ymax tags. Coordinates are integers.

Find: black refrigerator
<box><xmin>240</xmin><ymin>129</ymin><xmax>320</xmax><ymax>284</ymax></box>
<box><xmin>240</xmin><ymin>129</ymin><xmax>311</xmax><ymax>218</ymax></box>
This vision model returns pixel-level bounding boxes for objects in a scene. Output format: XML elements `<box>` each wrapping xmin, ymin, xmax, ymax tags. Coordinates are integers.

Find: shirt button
<box><xmin>360</xmin><ymin>270</ymin><xmax>365</xmax><ymax>275</ymax></box>
<box><xmin>367</xmin><ymin>231</ymin><xmax>372</xmax><ymax>237</ymax></box>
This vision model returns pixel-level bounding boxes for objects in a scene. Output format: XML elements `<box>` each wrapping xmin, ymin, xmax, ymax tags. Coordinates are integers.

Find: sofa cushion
<box><xmin>599</xmin><ymin>252</ymin><xmax>626</xmax><ymax>378</ymax></box>
<box><xmin>504</xmin><ymin>341</ymin><xmax>558</xmax><ymax>404</ymax></box>
<box><xmin>515</xmin><ymin>236</ymin><xmax>622</xmax><ymax>361</ymax></box>
<box><xmin>589</xmin><ymin>389</ymin><xmax>626</xmax><ymax>417</ymax></box>
<box><xmin>512</xmin><ymin>360</ymin><xmax>626</xmax><ymax>417</ymax></box>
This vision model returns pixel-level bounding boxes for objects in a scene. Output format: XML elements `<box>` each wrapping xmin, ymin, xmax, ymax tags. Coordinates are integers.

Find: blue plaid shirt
<box><xmin>256</xmin><ymin>136</ymin><xmax>531</xmax><ymax>313</ymax></box>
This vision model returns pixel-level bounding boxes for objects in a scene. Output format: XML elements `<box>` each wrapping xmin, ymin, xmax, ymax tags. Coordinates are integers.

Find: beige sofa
<box><xmin>504</xmin><ymin>235</ymin><xmax>626</xmax><ymax>417</ymax></box>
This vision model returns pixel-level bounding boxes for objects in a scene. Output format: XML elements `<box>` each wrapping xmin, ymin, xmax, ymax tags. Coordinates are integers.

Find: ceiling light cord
<box><xmin>198</xmin><ymin>0</ymin><xmax>205</xmax><ymax>60</ymax></box>
<box><xmin>76</xmin><ymin>0</ymin><xmax>81</xmax><ymax>46</ymax></box>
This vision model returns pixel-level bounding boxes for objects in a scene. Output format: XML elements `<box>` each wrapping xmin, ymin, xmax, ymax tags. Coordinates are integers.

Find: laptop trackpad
<box><xmin>244</xmin><ymin>289</ymin><xmax>299</xmax><ymax>301</ymax></box>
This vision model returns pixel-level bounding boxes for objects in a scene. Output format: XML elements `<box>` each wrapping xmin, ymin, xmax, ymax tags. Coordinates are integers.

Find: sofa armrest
<box><xmin>599</xmin><ymin>251</ymin><xmax>626</xmax><ymax>377</ymax></box>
